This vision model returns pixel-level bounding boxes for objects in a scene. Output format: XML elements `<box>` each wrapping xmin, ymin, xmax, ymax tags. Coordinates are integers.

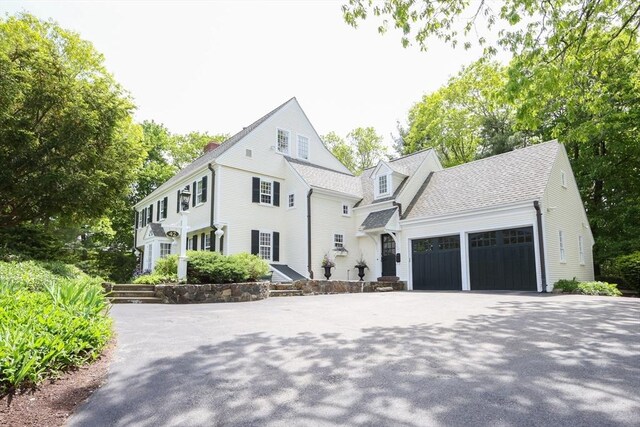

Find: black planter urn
<box><xmin>356</xmin><ymin>266</ymin><xmax>367</xmax><ymax>281</ymax></box>
<box><xmin>323</xmin><ymin>266</ymin><xmax>332</xmax><ymax>280</ymax></box>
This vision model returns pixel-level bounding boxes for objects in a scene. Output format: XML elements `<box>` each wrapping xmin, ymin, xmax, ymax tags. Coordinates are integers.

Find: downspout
<box><xmin>534</xmin><ymin>201</ymin><xmax>547</xmax><ymax>293</ymax></box>
<box><xmin>208</xmin><ymin>164</ymin><xmax>216</xmax><ymax>228</ymax></box>
<box><xmin>307</xmin><ymin>189</ymin><xmax>314</xmax><ymax>279</ymax></box>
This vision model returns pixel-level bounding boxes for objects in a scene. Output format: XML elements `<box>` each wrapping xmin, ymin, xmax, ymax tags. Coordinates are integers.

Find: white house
<box><xmin>134</xmin><ymin>97</ymin><xmax>594</xmax><ymax>291</ymax></box>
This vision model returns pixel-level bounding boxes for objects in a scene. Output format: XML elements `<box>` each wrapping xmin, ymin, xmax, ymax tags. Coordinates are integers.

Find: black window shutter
<box><xmin>176</xmin><ymin>190</ymin><xmax>180</xmax><ymax>213</ymax></box>
<box><xmin>201</xmin><ymin>176</ymin><xmax>208</xmax><ymax>203</ymax></box>
<box><xmin>142</xmin><ymin>208</ymin><xmax>146</xmax><ymax>227</ymax></box>
<box><xmin>210</xmin><ymin>230</ymin><xmax>215</xmax><ymax>251</ymax></box>
<box><xmin>220</xmin><ymin>235</ymin><xmax>224</xmax><ymax>254</ymax></box>
<box><xmin>149</xmin><ymin>204</ymin><xmax>153</xmax><ymax>224</ymax></box>
<box><xmin>163</xmin><ymin>197</ymin><xmax>168</xmax><ymax>218</ymax></box>
<box><xmin>251</xmin><ymin>230</ymin><xmax>259</xmax><ymax>255</ymax></box>
<box><xmin>201</xmin><ymin>232</ymin><xmax>205</xmax><ymax>250</ymax></box>
<box><xmin>252</xmin><ymin>177</ymin><xmax>260</xmax><ymax>203</ymax></box>
<box><xmin>273</xmin><ymin>182</ymin><xmax>280</xmax><ymax>207</ymax></box>
<box><xmin>192</xmin><ymin>181</ymin><xmax>197</xmax><ymax>207</ymax></box>
<box><xmin>273</xmin><ymin>232</ymin><xmax>280</xmax><ymax>262</ymax></box>
<box><xmin>193</xmin><ymin>234</ymin><xmax>198</xmax><ymax>250</ymax></box>
<box><xmin>135</xmin><ymin>211</ymin><xmax>139</xmax><ymax>229</ymax></box>
<box><xmin>156</xmin><ymin>201</ymin><xmax>160</xmax><ymax>221</ymax></box>
<box><xmin>186</xmin><ymin>237</ymin><xmax>189</xmax><ymax>250</ymax></box>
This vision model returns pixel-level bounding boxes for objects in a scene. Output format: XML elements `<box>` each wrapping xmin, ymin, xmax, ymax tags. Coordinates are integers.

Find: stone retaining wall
<box><xmin>154</xmin><ymin>282</ymin><xmax>269</xmax><ymax>303</ymax></box>
<box><xmin>293</xmin><ymin>280</ymin><xmax>405</xmax><ymax>295</ymax></box>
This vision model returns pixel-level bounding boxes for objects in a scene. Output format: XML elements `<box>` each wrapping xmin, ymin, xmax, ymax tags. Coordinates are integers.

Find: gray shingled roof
<box><xmin>403</xmin><ymin>141</ymin><xmax>560</xmax><ymax>219</ymax></box>
<box><xmin>360</xmin><ymin>207</ymin><xmax>398</xmax><ymax>230</ymax></box>
<box><xmin>287</xmin><ymin>158</ymin><xmax>362</xmax><ymax>197</ymax></box>
<box><xmin>139</xmin><ymin>97</ymin><xmax>295</xmax><ymax>204</ymax></box>
<box><xmin>358</xmin><ymin>149</ymin><xmax>433</xmax><ymax>207</ymax></box>
<box><xmin>148</xmin><ymin>223</ymin><xmax>166</xmax><ymax>237</ymax></box>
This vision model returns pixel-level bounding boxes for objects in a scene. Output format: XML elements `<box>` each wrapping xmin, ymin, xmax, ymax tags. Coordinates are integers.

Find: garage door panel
<box><xmin>469</xmin><ymin>227</ymin><xmax>536</xmax><ymax>291</ymax></box>
<box><xmin>412</xmin><ymin>235</ymin><xmax>461</xmax><ymax>290</ymax></box>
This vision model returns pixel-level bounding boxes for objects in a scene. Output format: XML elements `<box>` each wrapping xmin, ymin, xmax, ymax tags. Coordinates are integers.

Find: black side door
<box><xmin>381</xmin><ymin>233</ymin><xmax>396</xmax><ymax>276</ymax></box>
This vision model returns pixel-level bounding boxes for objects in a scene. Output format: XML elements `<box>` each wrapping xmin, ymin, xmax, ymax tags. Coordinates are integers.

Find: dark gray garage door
<box><xmin>412</xmin><ymin>235</ymin><xmax>462</xmax><ymax>290</ymax></box>
<box><xmin>469</xmin><ymin>227</ymin><xmax>537</xmax><ymax>291</ymax></box>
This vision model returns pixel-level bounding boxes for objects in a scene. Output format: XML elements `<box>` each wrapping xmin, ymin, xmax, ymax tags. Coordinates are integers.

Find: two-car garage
<box><xmin>411</xmin><ymin>226</ymin><xmax>538</xmax><ymax>291</ymax></box>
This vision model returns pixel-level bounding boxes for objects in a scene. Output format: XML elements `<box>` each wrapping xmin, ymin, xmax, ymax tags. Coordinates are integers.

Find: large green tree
<box><xmin>323</xmin><ymin>127</ymin><xmax>388</xmax><ymax>174</ymax></box>
<box><xmin>0</xmin><ymin>13</ymin><xmax>145</xmax><ymax>229</ymax></box>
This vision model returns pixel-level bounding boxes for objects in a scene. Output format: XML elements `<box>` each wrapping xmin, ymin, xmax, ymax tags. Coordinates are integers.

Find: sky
<box><xmin>2</xmin><ymin>0</ymin><xmax>506</xmax><ymax>150</ymax></box>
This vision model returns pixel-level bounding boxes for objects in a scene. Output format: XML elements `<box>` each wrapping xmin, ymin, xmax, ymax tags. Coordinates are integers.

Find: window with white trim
<box><xmin>204</xmin><ymin>234</ymin><xmax>211</xmax><ymax>251</ymax></box>
<box><xmin>260</xmin><ymin>181</ymin><xmax>272</xmax><ymax>204</ymax></box>
<box><xmin>160</xmin><ymin>243</ymin><xmax>172</xmax><ymax>258</ymax></box>
<box><xmin>259</xmin><ymin>232</ymin><xmax>272</xmax><ymax>260</ymax></box>
<box><xmin>377</xmin><ymin>174</ymin><xmax>389</xmax><ymax>197</ymax></box>
<box><xmin>334</xmin><ymin>233</ymin><xmax>344</xmax><ymax>249</ymax></box>
<box><xmin>578</xmin><ymin>235</ymin><xmax>585</xmax><ymax>265</ymax></box>
<box><xmin>144</xmin><ymin>244</ymin><xmax>153</xmax><ymax>271</ymax></box>
<box><xmin>297</xmin><ymin>135</ymin><xmax>309</xmax><ymax>160</ymax></box>
<box><xmin>196</xmin><ymin>179</ymin><xmax>205</xmax><ymax>204</ymax></box>
<box><xmin>288</xmin><ymin>193</ymin><xmax>295</xmax><ymax>208</ymax></box>
<box><xmin>159</xmin><ymin>197</ymin><xmax>168</xmax><ymax>220</ymax></box>
<box><xmin>342</xmin><ymin>203</ymin><xmax>350</xmax><ymax>216</ymax></box>
<box><xmin>559</xmin><ymin>230</ymin><xmax>566</xmax><ymax>262</ymax></box>
<box><xmin>277</xmin><ymin>129</ymin><xmax>289</xmax><ymax>154</ymax></box>
<box><xmin>561</xmin><ymin>170</ymin><xmax>567</xmax><ymax>188</ymax></box>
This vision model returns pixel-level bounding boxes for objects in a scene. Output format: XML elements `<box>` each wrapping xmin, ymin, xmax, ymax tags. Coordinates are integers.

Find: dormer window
<box><xmin>376</xmin><ymin>174</ymin><xmax>390</xmax><ymax>198</ymax></box>
<box><xmin>277</xmin><ymin>129</ymin><xmax>290</xmax><ymax>154</ymax></box>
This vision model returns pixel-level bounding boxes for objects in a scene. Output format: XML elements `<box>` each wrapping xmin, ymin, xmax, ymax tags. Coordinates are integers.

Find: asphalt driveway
<box><xmin>69</xmin><ymin>292</ymin><xmax>640</xmax><ymax>427</ymax></box>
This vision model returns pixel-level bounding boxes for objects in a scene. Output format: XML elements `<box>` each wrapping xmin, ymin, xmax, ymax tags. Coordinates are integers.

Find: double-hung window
<box><xmin>288</xmin><ymin>193</ymin><xmax>295</xmax><ymax>208</ymax></box>
<box><xmin>377</xmin><ymin>175</ymin><xmax>389</xmax><ymax>197</ymax></box>
<box><xmin>204</xmin><ymin>234</ymin><xmax>211</xmax><ymax>251</ymax></box>
<box><xmin>259</xmin><ymin>232</ymin><xmax>272</xmax><ymax>260</ymax></box>
<box><xmin>277</xmin><ymin>129</ymin><xmax>289</xmax><ymax>154</ymax></box>
<box><xmin>196</xmin><ymin>180</ymin><xmax>204</xmax><ymax>204</ymax></box>
<box><xmin>334</xmin><ymin>233</ymin><xmax>344</xmax><ymax>249</ymax></box>
<box><xmin>342</xmin><ymin>203</ymin><xmax>350</xmax><ymax>216</ymax></box>
<box><xmin>160</xmin><ymin>243</ymin><xmax>172</xmax><ymax>258</ymax></box>
<box><xmin>297</xmin><ymin>135</ymin><xmax>309</xmax><ymax>160</ymax></box>
<box><xmin>260</xmin><ymin>181</ymin><xmax>272</xmax><ymax>204</ymax></box>
<box><xmin>578</xmin><ymin>235</ymin><xmax>585</xmax><ymax>265</ymax></box>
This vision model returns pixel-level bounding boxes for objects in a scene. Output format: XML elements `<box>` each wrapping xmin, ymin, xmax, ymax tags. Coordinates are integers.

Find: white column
<box><xmin>177</xmin><ymin>212</ymin><xmax>188</xmax><ymax>281</ymax></box>
<box><xmin>459</xmin><ymin>231</ymin><xmax>470</xmax><ymax>291</ymax></box>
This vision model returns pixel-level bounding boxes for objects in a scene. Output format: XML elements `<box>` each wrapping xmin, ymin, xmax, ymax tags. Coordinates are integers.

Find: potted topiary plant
<box><xmin>321</xmin><ymin>253</ymin><xmax>335</xmax><ymax>280</ymax></box>
<box><xmin>354</xmin><ymin>256</ymin><xmax>368</xmax><ymax>281</ymax></box>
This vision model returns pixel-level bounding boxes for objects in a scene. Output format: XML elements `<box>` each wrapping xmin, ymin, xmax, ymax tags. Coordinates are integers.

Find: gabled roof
<box><xmin>286</xmin><ymin>157</ymin><xmax>362</xmax><ymax>197</ymax></box>
<box><xmin>360</xmin><ymin>207</ymin><xmax>398</xmax><ymax>230</ymax></box>
<box><xmin>403</xmin><ymin>141</ymin><xmax>561</xmax><ymax>220</ymax></box>
<box><xmin>358</xmin><ymin>149</ymin><xmax>434</xmax><ymax>207</ymax></box>
<box><xmin>138</xmin><ymin>97</ymin><xmax>295</xmax><ymax>205</ymax></box>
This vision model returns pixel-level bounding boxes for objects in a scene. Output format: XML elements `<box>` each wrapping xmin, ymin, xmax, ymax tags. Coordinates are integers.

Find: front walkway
<box><xmin>69</xmin><ymin>292</ymin><xmax>640</xmax><ymax>426</ymax></box>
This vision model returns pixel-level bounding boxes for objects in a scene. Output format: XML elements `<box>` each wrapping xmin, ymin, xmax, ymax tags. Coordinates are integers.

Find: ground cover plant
<box><xmin>0</xmin><ymin>261</ymin><xmax>112</xmax><ymax>393</ymax></box>
<box><xmin>133</xmin><ymin>251</ymin><xmax>269</xmax><ymax>284</ymax></box>
<box><xmin>553</xmin><ymin>279</ymin><xmax>622</xmax><ymax>297</ymax></box>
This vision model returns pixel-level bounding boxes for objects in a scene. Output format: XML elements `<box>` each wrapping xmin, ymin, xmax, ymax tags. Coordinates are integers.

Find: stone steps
<box><xmin>110</xmin><ymin>296</ymin><xmax>164</xmax><ymax>304</ymax></box>
<box><xmin>269</xmin><ymin>289</ymin><xmax>304</xmax><ymax>297</ymax></box>
<box><xmin>106</xmin><ymin>284</ymin><xmax>163</xmax><ymax>304</ymax></box>
<box><xmin>269</xmin><ymin>283</ymin><xmax>295</xmax><ymax>291</ymax></box>
<box><xmin>376</xmin><ymin>286</ymin><xmax>394</xmax><ymax>292</ymax></box>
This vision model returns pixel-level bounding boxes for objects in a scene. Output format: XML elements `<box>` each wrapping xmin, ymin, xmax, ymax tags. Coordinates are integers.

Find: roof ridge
<box><xmin>362</xmin><ymin>148</ymin><xmax>433</xmax><ymax>173</ymax></box>
<box><xmin>437</xmin><ymin>140</ymin><xmax>559</xmax><ymax>173</ymax></box>
<box><xmin>285</xmin><ymin>156</ymin><xmax>355</xmax><ymax>177</ymax></box>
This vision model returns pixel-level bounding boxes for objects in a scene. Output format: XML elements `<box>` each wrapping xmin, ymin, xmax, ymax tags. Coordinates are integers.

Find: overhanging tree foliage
<box><xmin>0</xmin><ymin>13</ymin><xmax>145</xmax><ymax>228</ymax></box>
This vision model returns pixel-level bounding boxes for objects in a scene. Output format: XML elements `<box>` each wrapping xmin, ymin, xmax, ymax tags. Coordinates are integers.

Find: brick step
<box><xmin>269</xmin><ymin>283</ymin><xmax>295</xmax><ymax>291</ymax></box>
<box><xmin>269</xmin><ymin>289</ymin><xmax>304</xmax><ymax>297</ymax></box>
<box><xmin>109</xmin><ymin>296</ymin><xmax>163</xmax><ymax>304</ymax></box>
<box><xmin>109</xmin><ymin>290</ymin><xmax>156</xmax><ymax>298</ymax></box>
<box><xmin>111</xmin><ymin>284</ymin><xmax>156</xmax><ymax>292</ymax></box>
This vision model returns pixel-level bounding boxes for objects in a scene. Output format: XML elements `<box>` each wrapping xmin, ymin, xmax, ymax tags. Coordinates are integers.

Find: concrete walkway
<box><xmin>69</xmin><ymin>292</ymin><xmax>640</xmax><ymax>426</ymax></box>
